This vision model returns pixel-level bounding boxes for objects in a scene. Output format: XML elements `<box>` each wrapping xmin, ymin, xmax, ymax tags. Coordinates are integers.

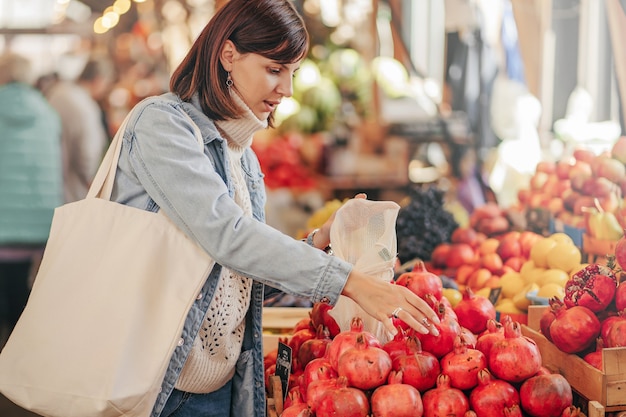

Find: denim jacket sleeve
<box><xmin>111</xmin><ymin>95</ymin><xmax>352</xmax><ymax>305</ymax></box>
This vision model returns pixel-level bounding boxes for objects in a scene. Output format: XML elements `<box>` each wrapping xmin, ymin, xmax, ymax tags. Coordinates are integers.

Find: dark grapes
<box><xmin>396</xmin><ymin>185</ymin><xmax>459</xmax><ymax>264</ymax></box>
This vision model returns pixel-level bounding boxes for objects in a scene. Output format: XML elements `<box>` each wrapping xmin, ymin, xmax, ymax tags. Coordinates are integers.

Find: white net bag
<box><xmin>327</xmin><ymin>198</ymin><xmax>400</xmax><ymax>344</ymax></box>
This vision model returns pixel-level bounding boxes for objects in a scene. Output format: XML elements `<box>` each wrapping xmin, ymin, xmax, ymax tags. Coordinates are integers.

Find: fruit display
<box><xmin>265</xmin><ymin>295</ymin><xmax>578</xmax><ymax>417</ymax></box>
<box><xmin>516</xmin><ymin>141</ymin><xmax>626</xmax><ymax>238</ymax></box>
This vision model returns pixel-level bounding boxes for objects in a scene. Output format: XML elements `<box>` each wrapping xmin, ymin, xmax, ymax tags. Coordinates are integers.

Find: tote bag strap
<box><xmin>87</xmin><ymin>107</ymin><xmax>205</xmax><ymax>200</ymax></box>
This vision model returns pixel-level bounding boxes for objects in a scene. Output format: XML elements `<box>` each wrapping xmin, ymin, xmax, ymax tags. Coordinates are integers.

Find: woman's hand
<box><xmin>312</xmin><ymin>193</ymin><xmax>367</xmax><ymax>250</ymax></box>
<box><xmin>341</xmin><ymin>269</ymin><xmax>441</xmax><ymax>337</ymax></box>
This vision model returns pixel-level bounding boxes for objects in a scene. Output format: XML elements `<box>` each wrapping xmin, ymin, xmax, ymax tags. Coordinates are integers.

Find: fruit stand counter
<box><xmin>524</xmin><ymin>306</ymin><xmax>626</xmax><ymax>415</ymax></box>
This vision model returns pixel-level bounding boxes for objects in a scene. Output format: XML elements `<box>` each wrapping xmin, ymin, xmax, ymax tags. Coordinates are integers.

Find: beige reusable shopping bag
<box><xmin>0</xmin><ymin>108</ymin><xmax>214</xmax><ymax>417</ymax></box>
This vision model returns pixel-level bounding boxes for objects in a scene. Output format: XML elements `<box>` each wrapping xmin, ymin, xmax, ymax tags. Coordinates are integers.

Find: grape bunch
<box><xmin>396</xmin><ymin>185</ymin><xmax>459</xmax><ymax>264</ymax></box>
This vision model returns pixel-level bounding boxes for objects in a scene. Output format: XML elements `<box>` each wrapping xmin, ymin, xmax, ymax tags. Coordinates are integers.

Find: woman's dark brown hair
<box><xmin>170</xmin><ymin>0</ymin><xmax>309</xmax><ymax>127</ymax></box>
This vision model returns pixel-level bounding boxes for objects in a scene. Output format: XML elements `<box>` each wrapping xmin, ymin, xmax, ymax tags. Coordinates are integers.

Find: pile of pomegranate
<box><xmin>538</xmin><ymin>250</ymin><xmax>626</xmax><ymax>367</ymax></box>
<box><xmin>265</xmin><ymin>274</ymin><xmax>580</xmax><ymax>417</ymax></box>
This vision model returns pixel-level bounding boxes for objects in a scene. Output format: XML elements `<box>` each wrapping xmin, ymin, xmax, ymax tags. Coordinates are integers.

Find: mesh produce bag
<box><xmin>328</xmin><ymin>198</ymin><xmax>400</xmax><ymax>344</ymax></box>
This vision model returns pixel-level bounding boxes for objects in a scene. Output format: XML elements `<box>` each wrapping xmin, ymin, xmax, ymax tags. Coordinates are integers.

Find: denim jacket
<box><xmin>110</xmin><ymin>92</ymin><xmax>353</xmax><ymax>417</ymax></box>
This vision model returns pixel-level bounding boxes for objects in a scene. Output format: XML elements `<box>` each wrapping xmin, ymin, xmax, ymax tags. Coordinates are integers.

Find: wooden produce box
<box><xmin>523</xmin><ymin>307</ymin><xmax>626</xmax><ymax>413</ymax></box>
<box><xmin>262</xmin><ymin>307</ymin><xmax>310</xmax><ymax>355</ymax></box>
<box><xmin>582</xmin><ymin>234</ymin><xmax>619</xmax><ymax>265</ymax></box>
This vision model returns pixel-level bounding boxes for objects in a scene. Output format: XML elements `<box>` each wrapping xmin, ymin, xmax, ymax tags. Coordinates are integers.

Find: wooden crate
<box><xmin>521</xmin><ymin>324</ymin><xmax>626</xmax><ymax>412</ymax></box>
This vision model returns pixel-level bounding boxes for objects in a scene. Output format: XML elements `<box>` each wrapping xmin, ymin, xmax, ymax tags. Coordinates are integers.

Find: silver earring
<box><xmin>226</xmin><ymin>72</ymin><xmax>233</xmax><ymax>88</ymax></box>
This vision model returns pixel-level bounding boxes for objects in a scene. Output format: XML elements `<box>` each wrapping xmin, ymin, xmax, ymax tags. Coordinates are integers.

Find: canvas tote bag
<box><xmin>0</xmin><ymin>109</ymin><xmax>214</xmax><ymax>417</ymax></box>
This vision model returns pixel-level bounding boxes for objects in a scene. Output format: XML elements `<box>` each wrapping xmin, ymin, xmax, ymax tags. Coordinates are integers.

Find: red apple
<box><xmin>451</xmin><ymin>227</ymin><xmax>479</xmax><ymax>247</ymax></box>
<box><xmin>496</xmin><ymin>235</ymin><xmax>522</xmax><ymax>261</ymax></box>
<box><xmin>573</xmin><ymin>148</ymin><xmax>596</xmax><ymax>164</ymax></box>
<box><xmin>595</xmin><ymin>155</ymin><xmax>626</xmax><ymax>183</ymax></box>
<box><xmin>529</xmin><ymin>171</ymin><xmax>550</xmax><ymax>191</ymax></box>
<box><xmin>445</xmin><ymin>243</ymin><xmax>477</xmax><ymax>269</ymax></box>
<box><xmin>611</xmin><ymin>136</ymin><xmax>626</xmax><ymax>164</ymax></box>
<box><xmin>536</xmin><ymin>161</ymin><xmax>556</xmax><ymax>175</ymax></box>
<box><xmin>569</xmin><ymin>161</ymin><xmax>593</xmax><ymax>191</ymax></box>
<box><xmin>555</xmin><ymin>160</ymin><xmax>573</xmax><ymax>180</ymax></box>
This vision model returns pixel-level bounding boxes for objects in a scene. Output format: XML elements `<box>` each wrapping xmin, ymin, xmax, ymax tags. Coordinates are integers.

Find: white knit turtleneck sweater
<box><xmin>175</xmin><ymin>92</ymin><xmax>267</xmax><ymax>393</ymax></box>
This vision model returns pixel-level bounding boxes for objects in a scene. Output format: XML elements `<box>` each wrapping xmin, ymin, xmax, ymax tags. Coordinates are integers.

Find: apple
<box><xmin>595</xmin><ymin>155</ymin><xmax>626</xmax><ymax>183</ymax></box>
<box><xmin>446</xmin><ymin>243</ymin><xmax>477</xmax><ymax>269</ymax></box>
<box><xmin>568</xmin><ymin>160</ymin><xmax>593</xmax><ymax>191</ymax></box>
<box><xmin>536</xmin><ymin>161</ymin><xmax>556</xmax><ymax>175</ymax></box>
<box><xmin>573</xmin><ymin>148</ymin><xmax>596</xmax><ymax>164</ymax></box>
<box><xmin>529</xmin><ymin>171</ymin><xmax>550</xmax><ymax>191</ymax></box>
<box><xmin>496</xmin><ymin>234</ymin><xmax>522</xmax><ymax>261</ymax></box>
<box><xmin>451</xmin><ymin>227</ymin><xmax>479</xmax><ymax>247</ymax></box>
<box><xmin>547</xmin><ymin>197</ymin><xmax>564</xmax><ymax>214</ymax></box>
<box><xmin>555</xmin><ymin>160</ymin><xmax>573</xmax><ymax>180</ymax></box>
<box><xmin>611</xmin><ymin>136</ymin><xmax>626</xmax><ymax>164</ymax></box>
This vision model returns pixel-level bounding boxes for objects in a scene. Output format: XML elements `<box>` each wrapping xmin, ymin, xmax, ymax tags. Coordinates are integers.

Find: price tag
<box><xmin>488</xmin><ymin>287</ymin><xmax>502</xmax><ymax>305</ymax></box>
<box><xmin>275</xmin><ymin>341</ymin><xmax>292</xmax><ymax>401</ymax></box>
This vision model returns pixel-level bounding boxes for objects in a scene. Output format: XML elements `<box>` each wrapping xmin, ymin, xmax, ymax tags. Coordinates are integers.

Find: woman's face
<box><xmin>227</xmin><ymin>47</ymin><xmax>301</xmax><ymax>120</ymax></box>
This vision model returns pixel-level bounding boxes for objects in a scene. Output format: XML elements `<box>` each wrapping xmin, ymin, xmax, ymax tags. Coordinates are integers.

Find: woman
<box><xmin>110</xmin><ymin>1</ymin><xmax>440</xmax><ymax>416</ymax></box>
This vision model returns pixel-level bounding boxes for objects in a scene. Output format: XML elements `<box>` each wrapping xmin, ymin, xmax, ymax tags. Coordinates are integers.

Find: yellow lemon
<box><xmin>537</xmin><ymin>268</ymin><xmax>570</xmax><ymax>287</ymax></box>
<box><xmin>513</xmin><ymin>282</ymin><xmax>540</xmax><ymax>310</ymax></box>
<box><xmin>549</xmin><ymin>232</ymin><xmax>575</xmax><ymax>245</ymax></box>
<box><xmin>495</xmin><ymin>298</ymin><xmax>525</xmax><ymax>315</ymax></box>
<box><xmin>499</xmin><ymin>271</ymin><xmax>525</xmax><ymax>299</ymax></box>
<box><xmin>442</xmin><ymin>288</ymin><xmax>463</xmax><ymax>308</ymax></box>
<box><xmin>537</xmin><ymin>282</ymin><xmax>566</xmax><ymax>300</ymax></box>
<box><xmin>530</xmin><ymin>237</ymin><xmax>557</xmax><ymax>268</ymax></box>
<box><xmin>546</xmin><ymin>242</ymin><xmax>582</xmax><ymax>273</ymax></box>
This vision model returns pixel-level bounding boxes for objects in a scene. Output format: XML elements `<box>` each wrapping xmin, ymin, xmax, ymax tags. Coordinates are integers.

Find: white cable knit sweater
<box><xmin>175</xmin><ymin>93</ymin><xmax>267</xmax><ymax>393</ymax></box>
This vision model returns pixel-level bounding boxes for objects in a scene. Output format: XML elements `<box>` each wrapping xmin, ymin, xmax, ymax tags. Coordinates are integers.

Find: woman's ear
<box><xmin>219</xmin><ymin>40</ymin><xmax>236</xmax><ymax>72</ymax></box>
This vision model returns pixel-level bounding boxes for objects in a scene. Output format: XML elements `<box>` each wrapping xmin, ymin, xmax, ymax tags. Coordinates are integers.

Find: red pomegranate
<box><xmin>605</xmin><ymin>314</ymin><xmax>626</xmax><ymax>347</ymax></box>
<box><xmin>440</xmin><ymin>335</ymin><xmax>487</xmax><ymax>391</ymax></box>
<box><xmin>475</xmin><ymin>319</ymin><xmax>505</xmax><ymax>360</ymax></box>
<box><xmin>371</xmin><ymin>370</ymin><xmax>424</xmax><ymax>417</ymax></box>
<box><xmin>392</xmin><ymin>335</ymin><xmax>440</xmax><ymax>392</ymax></box>
<box><xmin>616</xmin><ymin>280</ymin><xmax>626</xmax><ymax>312</ymax></box>
<box><xmin>614</xmin><ymin>233</ymin><xmax>626</xmax><ymax>271</ymax></box>
<box><xmin>421</xmin><ymin>374</ymin><xmax>470</xmax><ymax>417</ymax></box>
<box><xmin>564</xmin><ymin>264</ymin><xmax>617</xmax><ymax>313</ymax></box>
<box><xmin>396</xmin><ymin>260</ymin><xmax>444</xmax><ymax>301</ymax></box>
<box><xmin>337</xmin><ymin>334</ymin><xmax>392</xmax><ymax>391</ymax></box>
<box><xmin>469</xmin><ymin>368</ymin><xmax>520</xmax><ymax>417</ymax></box>
<box><xmin>583</xmin><ymin>338</ymin><xmax>604</xmax><ymax>371</ymax></box>
<box><xmin>453</xmin><ymin>287</ymin><xmax>497</xmax><ymax>334</ymax></box>
<box><xmin>548</xmin><ymin>299</ymin><xmax>601</xmax><ymax>354</ymax></box>
<box><xmin>519</xmin><ymin>373</ymin><xmax>573</xmax><ymax>417</ymax></box>
<box><xmin>489</xmin><ymin>320</ymin><xmax>542</xmax><ymax>383</ymax></box>
<box><xmin>298</xmin><ymin>325</ymin><xmax>332</xmax><ymax>368</ymax></box>
<box><xmin>310</xmin><ymin>302</ymin><xmax>341</xmax><ymax>338</ymax></box>
<box><xmin>326</xmin><ymin>316</ymin><xmax>381</xmax><ymax>371</ymax></box>
<box><xmin>316</xmin><ymin>376</ymin><xmax>369</xmax><ymax>417</ymax></box>
<box><xmin>418</xmin><ymin>300</ymin><xmax>461</xmax><ymax>359</ymax></box>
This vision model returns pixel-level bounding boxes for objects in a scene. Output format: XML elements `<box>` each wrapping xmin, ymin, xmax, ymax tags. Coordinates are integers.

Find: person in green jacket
<box><xmin>0</xmin><ymin>52</ymin><xmax>63</xmax><ymax>349</ymax></box>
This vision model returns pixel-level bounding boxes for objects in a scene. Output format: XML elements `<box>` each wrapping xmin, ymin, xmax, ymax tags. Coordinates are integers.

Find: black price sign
<box><xmin>488</xmin><ymin>287</ymin><xmax>502</xmax><ymax>305</ymax></box>
<box><xmin>275</xmin><ymin>341</ymin><xmax>292</xmax><ymax>401</ymax></box>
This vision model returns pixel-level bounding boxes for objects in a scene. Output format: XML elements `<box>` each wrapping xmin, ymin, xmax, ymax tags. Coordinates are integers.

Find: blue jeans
<box><xmin>160</xmin><ymin>379</ymin><xmax>233</xmax><ymax>417</ymax></box>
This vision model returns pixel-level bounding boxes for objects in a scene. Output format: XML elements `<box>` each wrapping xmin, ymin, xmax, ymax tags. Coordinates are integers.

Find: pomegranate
<box><xmin>421</xmin><ymin>374</ymin><xmax>470</xmax><ymax>417</ymax></box>
<box><xmin>301</xmin><ymin>357</ymin><xmax>338</xmax><ymax>391</ymax></box>
<box><xmin>616</xmin><ymin>280</ymin><xmax>626</xmax><ymax>312</ymax></box>
<box><xmin>306</xmin><ymin>377</ymin><xmax>339</xmax><ymax>412</ymax></box>
<box><xmin>564</xmin><ymin>264</ymin><xmax>617</xmax><ymax>312</ymax></box>
<box><xmin>310</xmin><ymin>302</ymin><xmax>341</xmax><ymax>338</ymax></box>
<box><xmin>315</xmin><ymin>376</ymin><xmax>369</xmax><ymax>417</ymax></box>
<box><xmin>605</xmin><ymin>314</ymin><xmax>626</xmax><ymax>347</ymax></box>
<box><xmin>337</xmin><ymin>334</ymin><xmax>392</xmax><ymax>390</ymax></box>
<box><xmin>583</xmin><ymin>338</ymin><xmax>604</xmax><ymax>370</ymax></box>
<box><xmin>475</xmin><ymin>319</ymin><xmax>504</xmax><ymax>360</ymax></box>
<box><xmin>519</xmin><ymin>373</ymin><xmax>573</xmax><ymax>417</ymax></box>
<box><xmin>503</xmin><ymin>405</ymin><xmax>523</xmax><ymax>417</ymax></box>
<box><xmin>469</xmin><ymin>368</ymin><xmax>520</xmax><ymax>417</ymax></box>
<box><xmin>371</xmin><ymin>370</ymin><xmax>424</xmax><ymax>417</ymax></box>
<box><xmin>289</xmin><ymin>326</ymin><xmax>316</xmax><ymax>371</ymax></box>
<box><xmin>298</xmin><ymin>325</ymin><xmax>332</xmax><ymax>367</ymax></box>
<box><xmin>600</xmin><ymin>313</ymin><xmax>623</xmax><ymax>346</ymax></box>
<box><xmin>440</xmin><ymin>335</ymin><xmax>487</xmax><ymax>390</ymax></box>
<box><xmin>382</xmin><ymin>326</ymin><xmax>409</xmax><ymax>361</ymax></box>
<box><xmin>548</xmin><ymin>299</ymin><xmax>601</xmax><ymax>353</ymax></box>
<box><xmin>418</xmin><ymin>300</ymin><xmax>461</xmax><ymax>359</ymax></box>
<box><xmin>614</xmin><ymin>233</ymin><xmax>626</xmax><ymax>271</ymax></box>
<box><xmin>539</xmin><ymin>299</ymin><xmax>559</xmax><ymax>342</ymax></box>
<box><xmin>489</xmin><ymin>320</ymin><xmax>542</xmax><ymax>383</ymax></box>
<box><xmin>396</xmin><ymin>260</ymin><xmax>444</xmax><ymax>300</ymax></box>
<box><xmin>392</xmin><ymin>335</ymin><xmax>440</xmax><ymax>392</ymax></box>
<box><xmin>454</xmin><ymin>287</ymin><xmax>497</xmax><ymax>334</ymax></box>
<box><xmin>326</xmin><ymin>316</ymin><xmax>381</xmax><ymax>371</ymax></box>
<box><xmin>459</xmin><ymin>326</ymin><xmax>478</xmax><ymax>348</ymax></box>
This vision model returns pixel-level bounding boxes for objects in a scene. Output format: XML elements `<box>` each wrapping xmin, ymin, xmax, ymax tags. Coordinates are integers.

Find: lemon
<box><xmin>549</xmin><ymin>232</ymin><xmax>575</xmax><ymax>245</ymax></box>
<box><xmin>513</xmin><ymin>282</ymin><xmax>540</xmax><ymax>310</ymax></box>
<box><xmin>546</xmin><ymin>242</ymin><xmax>582</xmax><ymax>273</ymax></box>
<box><xmin>495</xmin><ymin>298</ymin><xmax>525</xmax><ymax>315</ymax></box>
<box><xmin>537</xmin><ymin>282</ymin><xmax>566</xmax><ymax>300</ymax></box>
<box><xmin>537</xmin><ymin>268</ymin><xmax>570</xmax><ymax>287</ymax></box>
<box><xmin>442</xmin><ymin>288</ymin><xmax>463</xmax><ymax>308</ymax></box>
<box><xmin>499</xmin><ymin>271</ymin><xmax>525</xmax><ymax>299</ymax></box>
<box><xmin>530</xmin><ymin>237</ymin><xmax>557</xmax><ymax>268</ymax></box>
